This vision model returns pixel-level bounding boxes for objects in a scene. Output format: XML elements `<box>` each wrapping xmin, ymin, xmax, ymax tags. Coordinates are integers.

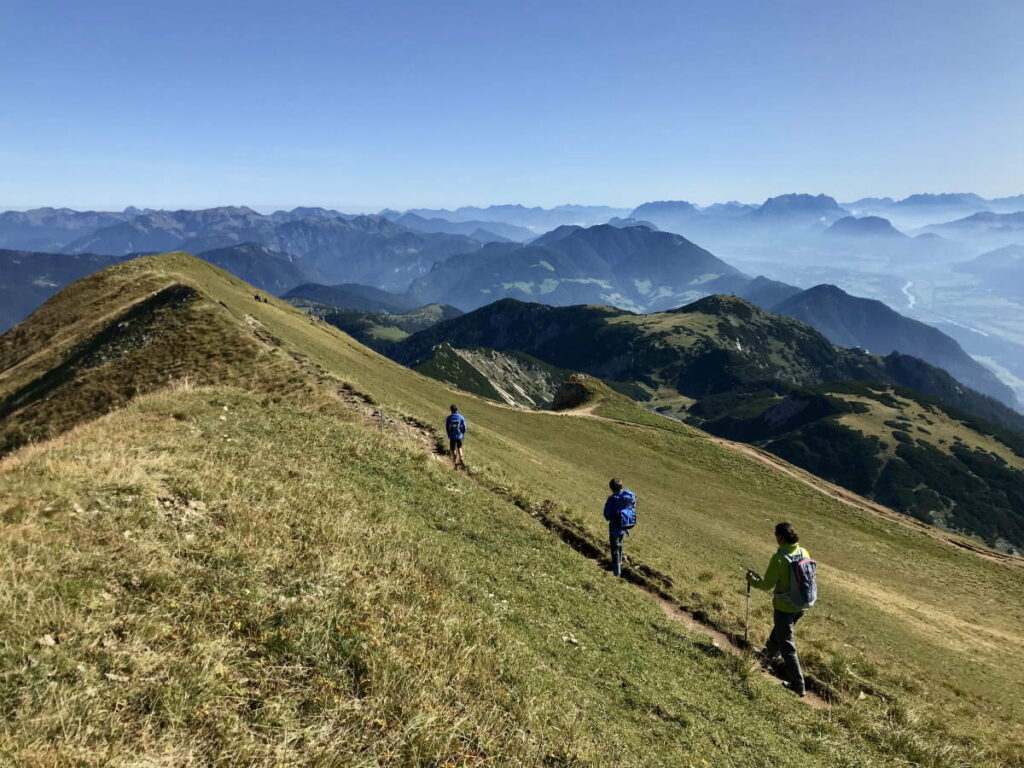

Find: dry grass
<box><xmin>0</xmin><ymin>387</ymin><xmax>914</xmax><ymax>767</ymax></box>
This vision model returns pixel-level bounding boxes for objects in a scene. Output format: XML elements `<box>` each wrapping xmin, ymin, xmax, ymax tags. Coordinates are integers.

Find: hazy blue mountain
<box><xmin>841</xmin><ymin>192</ymin><xmax>1024</xmax><ymax>228</ymax></box>
<box><xmin>194</xmin><ymin>243</ymin><xmax>317</xmax><ymax>294</ymax></box>
<box><xmin>954</xmin><ymin>245</ymin><xmax>1024</xmax><ymax>300</ymax></box>
<box><xmin>842</xmin><ymin>196</ymin><xmax>896</xmax><ymax>212</ymax></box>
<box><xmin>702</xmin><ymin>201</ymin><xmax>758</xmax><ymax>216</ymax></box>
<box><xmin>402</xmin><ymin>204</ymin><xmax>630</xmax><ymax>232</ymax></box>
<box><xmin>957</xmin><ymin>244</ymin><xmax>1024</xmax><ymax>273</ymax></box>
<box><xmin>606</xmin><ymin>216</ymin><xmax>659</xmax><ymax>230</ymax></box>
<box><xmin>734</xmin><ymin>275</ymin><xmax>802</xmax><ymax>308</ymax></box>
<box><xmin>989</xmin><ymin>194</ymin><xmax>1024</xmax><ymax>213</ymax></box>
<box><xmin>267</xmin><ymin>206</ymin><xmax>365</xmax><ymax>222</ymax></box>
<box><xmin>627</xmin><ymin>200</ymin><xmax>756</xmax><ymax>237</ymax></box>
<box><xmin>894</xmin><ymin>192</ymin><xmax>988</xmax><ymax>210</ymax></box>
<box><xmin>0</xmin><ymin>249</ymin><xmax>124</xmax><ymax>331</ymax></box>
<box><xmin>748</xmin><ymin>193</ymin><xmax>848</xmax><ymax>225</ymax></box>
<box><xmin>62</xmin><ymin>206</ymin><xmax>274</xmax><ymax>254</ymax></box>
<box><xmin>0</xmin><ymin>207</ymin><xmax>135</xmax><ymax>251</ymax></box>
<box><xmin>826</xmin><ymin>215</ymin><xmax>907</xmax><ymax>239</ymax></box>
<box><xmin>772</xmin><ymin>284</ymin><xmax>1018</xmax><ymax>407</ymax></box>
<box><xmin>406</xmin><ymin>224</ymin><xmax>746</xmax><ymax>311</ymax></box>
<box><xmin>927</xmin><ymin>211</ymin><xmax>1024</xmax><ymax>236</ymax></box>
<box><xmin>263</xmin><ymin>217</ymin><xmax>481</xmax><ymax>289</ymax></box>
<box><xmin>395</xmin><ymin>212</ymin><xmax>534</xmax><ymax>242</ymax></box>
<box><xmin>883</xmin><ymin>193</ymin><xmax>993</xmax><ymax>228</ymax></box>
<box><xmin>283</xmin><ymin>283</ymin><xmax>418</xmax><ymax>314</ymax></box>
<box><xmin>61</xmin><ymin>207</ymin><xmax>481</xmax><ymax>290</ymax></box>
<box><xmin>628</xmin><ymin>200</ymin><xmax>700</xmax><ymax>231</ymax></box>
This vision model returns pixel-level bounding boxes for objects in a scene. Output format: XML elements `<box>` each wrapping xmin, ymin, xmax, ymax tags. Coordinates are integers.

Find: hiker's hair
<box><xmin>450</xmin><ymin>404</ymin><xmax>458</xmax><ymax>413</ymax></box>
<box><xmin>609</xmin><ymin>478</ymin><xmax>623</xmax><ymax>493</ymax></box>
<box><xmin>775</xmin><ymin>522</ymin><xmax>799</xmax><ymax>544</ymax></box>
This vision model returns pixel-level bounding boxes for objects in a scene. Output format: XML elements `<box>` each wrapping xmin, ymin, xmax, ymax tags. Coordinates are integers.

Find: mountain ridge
<box><xmin>772</xmin><ymin>283</ymin><xmax>1018</xmax><ymax>407</ymax></box>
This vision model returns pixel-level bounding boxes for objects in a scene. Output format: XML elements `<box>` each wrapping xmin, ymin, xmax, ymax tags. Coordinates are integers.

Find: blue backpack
<box><xmin>446</xmin><ymin>413</ymin><xmax>465</xmax><ymax>439</ymax></box>
<box><xmin>781</xmin><ymin>548</ymin><xmax>817</xmax><ymax>610</ymax></box>
<box><xmin>614</xmin><ymin>490</ymin><xmax>637</xmax><ymax>529</ymax></box>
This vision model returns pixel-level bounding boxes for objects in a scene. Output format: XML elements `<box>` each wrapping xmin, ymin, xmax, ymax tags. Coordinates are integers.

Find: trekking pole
<box><xmin>745</xmin><ymin>580</ymin><xmax>751</xmax><ymax>645</ymax></box>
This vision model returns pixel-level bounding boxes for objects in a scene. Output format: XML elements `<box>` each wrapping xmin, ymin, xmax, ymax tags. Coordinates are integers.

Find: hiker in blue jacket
<box><xmin>603</xmin><ymin>478</ymin><xmax>637</xmax><ymax>577</ymax></box>
<box><xmin>445</xmin><ymin>404</ymin><xmax>467</xmax><ymax>469</ymax></box>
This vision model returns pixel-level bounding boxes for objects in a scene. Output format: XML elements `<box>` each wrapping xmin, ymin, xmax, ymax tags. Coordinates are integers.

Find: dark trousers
<box><xmin>764</xmin><ymin>609</ymin><xmax>805</xmax><ymax>693</ymax></box>
<box><xmin>609</xmin><ymin>528</ymin><xmax>626</xmax><ymax>577</ymax></box>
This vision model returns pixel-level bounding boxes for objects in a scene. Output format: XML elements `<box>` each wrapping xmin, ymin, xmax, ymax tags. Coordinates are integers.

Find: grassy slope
<box><xmin>3</xmin><ymin>389</ymin><xmax>891</xmax><ymax>767</ymax></box>
<box><xmin>2</xmin><ymin>253</ymin><xmax>1023</xmax><ymax>765</ymax></box>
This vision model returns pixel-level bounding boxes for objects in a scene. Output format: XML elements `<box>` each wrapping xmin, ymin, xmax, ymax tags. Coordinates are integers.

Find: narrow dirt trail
<box><xmin>654</xmin><ymin>598</ymin><xmax>829</xmax><ymax>710</ymax></box>
<box><xmin>308</xmin><ymin>373</ymin><xmax>833</xmax><ymax>709</ymax></box>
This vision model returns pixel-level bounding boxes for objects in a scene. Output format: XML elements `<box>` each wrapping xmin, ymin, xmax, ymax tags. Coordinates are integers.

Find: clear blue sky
<box><xmin>2</xmin><ymin>0</ymin><xmax>1022</xmax><ymax>211</ymax></box>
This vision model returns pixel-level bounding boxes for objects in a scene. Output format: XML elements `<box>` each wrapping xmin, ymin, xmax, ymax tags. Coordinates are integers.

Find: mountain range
<box><xmin>388</xmin><ymin>212</ymin><xmax>535</xmax><ymax>242</ymax></box>
<box><xmin>924</xmin><ymin>211</ymin><xmax>1024</xmax><ymax>247</ymax></box>
<box><xmin>6</xmin><ymin>215</ymin><xmax>1020</xmax><ymax>415</ymax></box>
<box><xmin>406</xmin><ymin>224</ymin><xmax>747</xmax><ymax>311</ymax></box>
<box><xmin>770</xmin><ymin>283</ymin><xmax>1015</xmax><ymax>406</ymax></box>
<box><xmin>0</xmin><ymin>207</ymin><xmax>138</xmax><ymax>251</ymax></box>
<box><xmin>398</xmin><ymin>203</ymin><xmax>631</xmax><ymax>232</ymax></box>
<box><xmin>953</xmin><ymin>244</ymin><xmax>1024</xmax><ymax>302</ymax></box>
<box><xmin>626</xmin><ymin>194</ymin><xmax>848</xmax><ymax>239</ymax></box>
<box><xmin>58</xmin><ymin>207</ymin><xmax>483</xmax><ymax>290</ymax></box>
<box><xmin>843</xmin><ymin>193</ymin><xmax>1015</xmax><ymax>229</ymax></box>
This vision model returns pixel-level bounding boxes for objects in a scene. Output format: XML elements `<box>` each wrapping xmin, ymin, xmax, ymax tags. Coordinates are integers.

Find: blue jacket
<box><xmin>446</xmin><ymin>412</ymin><xmax>467</xmax><ymax>440</ymax></box>
<box><xmin>604</xmin><ymin>489</ymin><xmax>637</xmax><ymax>531</ymax></box>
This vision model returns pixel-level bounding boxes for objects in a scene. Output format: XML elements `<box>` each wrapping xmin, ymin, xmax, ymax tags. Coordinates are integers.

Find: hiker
<box><xmin>746</xmin><ymin>522</ymin><xmax>817</xmax><ymax>698</ymax></box>
<box><xmin>445</xmin><ymin>404</ymin><xmax>467</xmax><ymax>469</ymax></box>
<box><xmin>603</xmin><ymin>478</ymin><xmax>637</xmax><ymax>577</ymax></box>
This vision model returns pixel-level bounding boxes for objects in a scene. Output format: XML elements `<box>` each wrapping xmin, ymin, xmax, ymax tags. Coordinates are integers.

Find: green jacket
<box><xmin>749</xmin><ymin>543</ymin><xmax>809</xmax><ymax>613</ymax></box>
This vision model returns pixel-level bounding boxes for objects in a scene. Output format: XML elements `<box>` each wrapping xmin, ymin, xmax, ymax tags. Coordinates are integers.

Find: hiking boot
<box><xmin>782</xmin><ymin>681</ymin><xmax>806</xmax><ymax>698</ymax></box>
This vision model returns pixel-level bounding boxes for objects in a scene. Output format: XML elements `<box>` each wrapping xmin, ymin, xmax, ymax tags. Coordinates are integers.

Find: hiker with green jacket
<box><xmin>746</xmin><ymin>522</ymin><xmax>817</xmax><ymax>697</ymax></box>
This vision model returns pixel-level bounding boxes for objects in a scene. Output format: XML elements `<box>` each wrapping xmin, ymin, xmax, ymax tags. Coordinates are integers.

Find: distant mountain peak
<box><xmin>753</xmin><ymin>193</ymin><xmax>845</xmax><ymax>217</ymax></box>
<box><xmin>895</xmin><ymin>192</ymin><xmax>987</xmax><ymax>206</ymax></box>
<box><xmin>632</xmin><ymin>200</ymin><xmax>698</xmax><ymax>214</ymax></box>
<box><xmin>826</xmin><ymin>215</ymin><xmax>906</xmax><ymax>238</ymax></box>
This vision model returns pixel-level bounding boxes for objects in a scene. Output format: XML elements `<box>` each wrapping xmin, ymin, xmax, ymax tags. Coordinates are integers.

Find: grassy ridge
<box><xmin>2</xmin><ymin>253</ymin><xmax>1023</xmax><ymax>765</ymax></box>
<box><xmin>1</xmin><ymin>387</ymin><xmax>894</xmax><ymax>766</ymax></box>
